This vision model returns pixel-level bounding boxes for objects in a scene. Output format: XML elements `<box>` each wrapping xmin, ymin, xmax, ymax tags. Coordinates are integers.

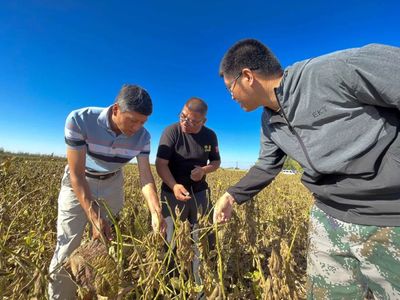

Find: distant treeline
<box><xmin>0</xmin><ymin>148</ymin><xmax>66</xmax><ymax>162</ymax></box>
<box><xmin>0</xmin><ymin>147</ymin><xmax>303</xmax><ymax>171</ymax></box>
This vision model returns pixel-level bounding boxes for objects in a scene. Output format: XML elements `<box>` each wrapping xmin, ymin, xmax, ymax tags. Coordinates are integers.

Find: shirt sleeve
<box><xmin>227</xmin><ymin>111</ymin><xmax>285</xmax><ymax>204</ymax></box>
<box><xmin>156</xmin><ymin>125</ymin><xmax>176</xmax><ymax>161</ymax></box>
<box><xmin>348</xmin><ymin>44</ymin><xmax>400</xmax><ymax>109</ymax></box>
<box><xmin>64</xmin><ymin>110</ymin><xmax>87</xmax><ymax>150</ymax></box>
<box><xmin>208</xmin><ymin>130</ymin><xmax>221</xmax><ymax>162</ymax></box>
<box><xmin>137</xmin><ymin>140</ymin><xmax>151</xmax><ymax>157</ymax></box>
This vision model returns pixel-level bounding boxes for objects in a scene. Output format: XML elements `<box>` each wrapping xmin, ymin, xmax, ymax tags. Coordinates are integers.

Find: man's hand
<box><xmin>90</xmin><ymin>213</ymin><xmax>113</xmax><ymax>241</ymax></box>
<box><xmin>67</xmin><ymin>148</ymin><xmax>114</xmax><ymax>240</ymax></box>
<box><xmin>173</xmin><ymin>184</ymin><xmax>191</xmax><ymax>201</ymax></box>
<box><xmin>213</xmin><ymin>192</ymin><xmax>236</xmax><ymax>224</ymax></box>
<box><xmin>151</xmin><ymin>211</ymin><xmax>167</xmax><ymax>235</ymax></box>
<box><xmin>190</xmin><ymin>165</ymin><xmax>205</xmax><ymax>182</ymax></box>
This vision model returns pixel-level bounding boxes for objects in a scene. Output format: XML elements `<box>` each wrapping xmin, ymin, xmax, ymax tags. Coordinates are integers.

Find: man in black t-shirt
<box><xmin>156</xmin><ymin>97</ymin><xmax>221</xmax><ymax>281</ymax></box>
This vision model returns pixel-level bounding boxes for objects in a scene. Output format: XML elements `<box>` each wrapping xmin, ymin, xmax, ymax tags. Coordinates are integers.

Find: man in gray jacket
<box><xmin>213</xmin><ymin>39</ymin><xmax>400</xmax><ymax>299</ymax></box>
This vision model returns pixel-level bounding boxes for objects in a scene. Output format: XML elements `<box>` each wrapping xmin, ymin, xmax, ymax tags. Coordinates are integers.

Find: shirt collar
<box><xmin>97</xmin><ymin>105</ymin><xmax>114</xmax><ymax>133</ymax></box>
<box><xmin>264</xmin><ymin>107</ymin><xmax>286</xmax><ymax>125</ymax></box>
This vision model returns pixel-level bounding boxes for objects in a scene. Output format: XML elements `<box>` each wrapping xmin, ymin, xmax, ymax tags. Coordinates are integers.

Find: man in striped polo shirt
<box><xmin>48</xmin><ymin>84</ymin><xmax>165</xmax><ymax>299</ymax></box>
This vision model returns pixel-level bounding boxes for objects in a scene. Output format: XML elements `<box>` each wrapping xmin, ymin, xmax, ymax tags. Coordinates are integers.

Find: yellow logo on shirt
<box><xmin>204</xmin><ymin>145</ymin><xmax>211</xmax><ymax>152</ymax></box>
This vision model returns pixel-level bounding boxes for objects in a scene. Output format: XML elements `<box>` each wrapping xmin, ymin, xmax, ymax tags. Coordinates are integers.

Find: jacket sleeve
<box><xmin>227</xmin><ymin>112</ymin><xmax>285</xmax><ymax>204</ymax></box>
<box><xmin>348</xmin><ymin>44</ymin><xmax>400</xmax><ymax>109</ymax></box>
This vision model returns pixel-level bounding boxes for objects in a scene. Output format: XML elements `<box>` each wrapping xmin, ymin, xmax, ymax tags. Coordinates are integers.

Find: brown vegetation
<box><xmin>0</xmin><ymin>156</ymin><xmax>313</xmax><ymax>299</ymax></box>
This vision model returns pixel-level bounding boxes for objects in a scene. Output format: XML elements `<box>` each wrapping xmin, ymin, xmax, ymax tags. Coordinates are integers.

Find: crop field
<box><xmin>0</xmin><ymin>155</ymin><xmax>313</xmax><ymax>299</ymax></box>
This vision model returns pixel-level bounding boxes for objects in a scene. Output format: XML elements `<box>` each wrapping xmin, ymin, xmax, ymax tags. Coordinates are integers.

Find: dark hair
<box><xmin>219</xmin><ymin>38</ymin><xmax>283</xmax><ymax>78</ymax></box>
<box><xmin>115</xmin><ymin>84</ymin><xmax>153</xmax><ymax>116</ymax></box>
<box><xmin>185</xmin><ymin>97</ymin><xmax>208</xmax><ymax>115</ymax></box>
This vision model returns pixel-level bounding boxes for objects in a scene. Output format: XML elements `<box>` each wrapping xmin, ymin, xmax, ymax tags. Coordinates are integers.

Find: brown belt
<box><xmin>85</xmin><ymin>171</ymin><xmax>118</xmax><ymax>180</ymax></box>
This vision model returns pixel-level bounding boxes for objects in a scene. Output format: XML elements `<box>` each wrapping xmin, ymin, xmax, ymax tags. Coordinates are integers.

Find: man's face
<box><xmin>179</xmin><ymin>106</ymin><xmax>205</xmax><ymax>134</ymax></box>
<box><xmin>223</xmin><ymin>71</ymin><xmax>260</xmax><ymax>112</ymax></box>
<box><xmin>113</xmin><ymin>105</ymin><xmax>148</xmax><ymax>136</ymax></box>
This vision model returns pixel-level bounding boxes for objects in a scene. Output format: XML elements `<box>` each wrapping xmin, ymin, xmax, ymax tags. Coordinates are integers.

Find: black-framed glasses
<box><xmin>178</xmin><ymin>113</ymin><xmax>204</xmax><ymax>126</ymax></box>
<box><xmin>226</xmin><ymin>67</ymin><xmax>259</xmax><ymax>97</ymax></box>
<box><xmin>226</xmin><ymin>72</ymin><xmax>242</xmax><ymax>96</ymax></box>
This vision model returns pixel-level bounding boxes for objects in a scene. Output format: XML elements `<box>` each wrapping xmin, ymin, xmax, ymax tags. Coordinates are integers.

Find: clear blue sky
<box><xmin>1</xmin><ymin>0</ymin><xmax>399</xmax><ymax>169</ymax></box>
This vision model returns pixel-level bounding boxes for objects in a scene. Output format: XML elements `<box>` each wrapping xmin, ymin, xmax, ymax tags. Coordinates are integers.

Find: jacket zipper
<box><xmin>274</xmin><ymin>88</ymin><xmax>320</xmax><ymax>174</ymax></box>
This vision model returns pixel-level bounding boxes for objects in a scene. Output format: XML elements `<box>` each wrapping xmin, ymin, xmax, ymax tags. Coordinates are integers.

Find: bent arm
<box><xmin>227</xmin><ymin>164</ymin><xmax>282</xmax><ymax>204</ymax></box>
<box><xmin>67</xmin><ymin>148</ymin><xmax>98</xmax><ymax>220</ymax></box>
<box><xmin>137</xmin><ymin>155</ymin><xmax>162</xmax><ymax>215</ymax></box>
<box><xmin>228</xmin><ymin>116</ymin><xmax>285</xmax><ymax>204</ymax></box>
<box><xmin>202</xmin><ymin>159</ymin><xmax>221</xmax><ymax>174</ymax></box>
<box><xmin>155</xmin><ymin>157</ymin><xmax>177</xmax><ymax>191</ymax></box>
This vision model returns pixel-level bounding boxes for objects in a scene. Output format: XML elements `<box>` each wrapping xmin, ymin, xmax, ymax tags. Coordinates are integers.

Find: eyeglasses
<box><xmin>226</xmin><ymin>72</ymin><xmax>242</xmax><ymax>97</ymax></box>
<box><xmin>226</xmin><ymin>68</ymin><xmax>259</xmax><ymax>97</ymax></box>
<box><xmin>178</xmin><ymin>113</ymin><xmax>204</xmax><ymax>126</ymax></box>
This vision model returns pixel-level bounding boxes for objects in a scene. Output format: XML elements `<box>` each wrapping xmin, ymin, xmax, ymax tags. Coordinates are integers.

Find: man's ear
<box><xmin>112</xmin><ymin>103</ymin><xmax>119</xmax><ymax>115</ymax></box>
<box><xmin>242</xmin><ymin>68</ymin><xmax>255</xmax><ymax>86</ymax></box>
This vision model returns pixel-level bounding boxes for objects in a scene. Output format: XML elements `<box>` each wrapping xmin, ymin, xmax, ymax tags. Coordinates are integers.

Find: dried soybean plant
<box><xmin>0</xmin><ymin>156</ymin><xmax>313</xmax><ymax>299</ymax></box>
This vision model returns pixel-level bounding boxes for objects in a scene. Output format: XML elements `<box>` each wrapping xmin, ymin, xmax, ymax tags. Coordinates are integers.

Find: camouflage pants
<box><xmin>307</xmin><ymin>205</ymin><xmax>400</xmax><ymax>300</ymax></box>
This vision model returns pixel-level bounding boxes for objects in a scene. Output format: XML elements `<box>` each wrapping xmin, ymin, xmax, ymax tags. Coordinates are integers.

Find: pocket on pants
<box><xmin>58</xmin><ymin>184</ymin><xmax>82</xmax><ymax>216</ymax></box>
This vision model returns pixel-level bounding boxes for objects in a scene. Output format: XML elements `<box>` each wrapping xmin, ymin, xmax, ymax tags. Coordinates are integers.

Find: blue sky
<box><xmin>1</xmin><ymin>0</ymin><xmax>399</xmax><ymax>169</ymax></box>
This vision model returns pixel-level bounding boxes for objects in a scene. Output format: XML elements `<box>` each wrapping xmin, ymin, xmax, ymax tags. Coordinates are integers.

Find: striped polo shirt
<box><xmin>64</xmin><ymin>106</ymin><xmax>150</xmax><ymax>174</ymax></box>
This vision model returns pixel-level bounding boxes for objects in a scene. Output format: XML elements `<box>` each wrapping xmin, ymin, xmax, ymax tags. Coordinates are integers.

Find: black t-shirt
<box><xmin>157</xmin><ymin>122</ymin><xmax>220</xmax><ymax>193</ymax></box>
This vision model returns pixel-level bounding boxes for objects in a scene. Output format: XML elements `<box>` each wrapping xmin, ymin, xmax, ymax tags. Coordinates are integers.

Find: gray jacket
<box><xmin>228</xmin><ymin>44</ymin><xmax>400</xmax><ymax>226</ymax></box>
